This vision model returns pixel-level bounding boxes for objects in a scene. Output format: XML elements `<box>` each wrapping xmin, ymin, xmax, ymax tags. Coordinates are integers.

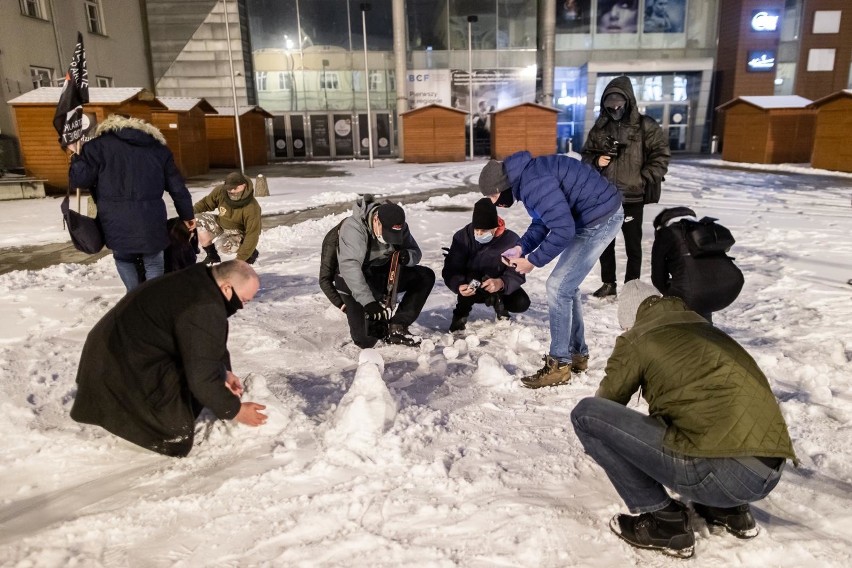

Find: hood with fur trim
<box><xmin>93</xmin><ymin>114</ymin><xmax>167</xmax><ymax>146</ymax></box>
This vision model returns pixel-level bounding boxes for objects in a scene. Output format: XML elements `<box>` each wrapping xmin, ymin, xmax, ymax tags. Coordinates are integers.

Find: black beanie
<box><xmin>472</xmin><ymin>198</ymin><xmax>498</xmax><ymax>229</ymax></box>
<box><xmin>478</xmin><ymin>159</ymin><xmax>511</xmax><ymax>196</ymax></box>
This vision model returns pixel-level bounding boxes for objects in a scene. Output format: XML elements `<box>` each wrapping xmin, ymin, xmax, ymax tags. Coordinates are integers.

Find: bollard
<box><xmin>254</xmin><ymin>173</ymin><xmax>269</xmax><ymax>197</ymax></box>
<box><xmin>710</xmin><ymin>135</ymin><xmax>719</xmax><ymax>154</ymax></box>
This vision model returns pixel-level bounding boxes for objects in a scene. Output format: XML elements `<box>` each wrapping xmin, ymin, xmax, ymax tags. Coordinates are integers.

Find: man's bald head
<box><xmin>212</xmin><ymin>260</ymin><xmax>260</xmax><ymax>304</ymax></box>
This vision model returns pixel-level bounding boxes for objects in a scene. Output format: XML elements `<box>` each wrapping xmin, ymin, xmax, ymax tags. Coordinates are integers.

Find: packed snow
<box><xmin>0</xmin><ymin>157</ymin><xmax>851</xmax><ymax>567</ymax></box>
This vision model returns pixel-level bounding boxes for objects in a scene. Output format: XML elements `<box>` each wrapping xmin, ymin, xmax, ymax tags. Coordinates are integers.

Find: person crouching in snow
<box><xmin>194</xmin><ymin>172</ymin><xmax>262</xmax><ymax>265</ymax></box>
<box><xmin>335</xmin><ymin>198</ymin><xmax>435</xmax><ymax>348</ymax></box>
<box><xmin>442</xmin><ymin>198</ymin><xmax>530</xmax><ymax>331</ymax></box>
<box><xmin>570</xmin><ymin>280</ymin><xmax>796</xmax><ymax>559</ymax></box>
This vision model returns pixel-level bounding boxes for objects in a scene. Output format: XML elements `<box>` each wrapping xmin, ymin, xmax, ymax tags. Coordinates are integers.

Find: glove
<box><xmin>397</xmin><ymin>249</ymin><xmax>410</xmax><ymax>266</ymax></box>
<box><xmin>364</xmin><ymin>301</ymin><xmax>390</xmax><ymax>321</ymax></box>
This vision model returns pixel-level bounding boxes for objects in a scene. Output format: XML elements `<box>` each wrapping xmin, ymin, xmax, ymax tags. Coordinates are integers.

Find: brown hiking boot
<box><xmin>571</xmin><ymin>354</ymin><xmax>589</xmax><ymax>373</ymax></box>
<box><xmin>521</xmin><ymin>355</ymin><xmax>572</xmax><ymax>389</ymax></box>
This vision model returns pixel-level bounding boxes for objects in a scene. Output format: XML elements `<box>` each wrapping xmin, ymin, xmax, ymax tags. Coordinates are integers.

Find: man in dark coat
<box><xmin>651</xmin><ymin>206</ymin><xmax>744</xmax><ymax>322</ymax></box>
<box><xmin>478</xmin><ymin>153</ymin><xmax>623</xmax><ymax>388</ymax></box>
<box><xmin>335</xmin><ymin>198</ymin><xmax>435</xmax><ymax>348</ymax></box>
<box><xmin>70</xmin><ymin>260</ymin><xmax>268</xmax><ymax>457</ymax></box>
<box><xmin>68</xmin><ymin>114</ymin><xmax>196</xmax><ymax>292</ymax></box>
<box><xmin>582</xmin><ymin>76</ymin><xmax>670</xmax><ymax>298</ymax></box>
<box><xmin>571</xmin><ymin>281</ymin><xmax>796</xmax><ymax>558</ymax></box>
<box><xmin>442</xmin><ymin>198</ymin><xmax>530</xmax><ymax>331</ymax></box>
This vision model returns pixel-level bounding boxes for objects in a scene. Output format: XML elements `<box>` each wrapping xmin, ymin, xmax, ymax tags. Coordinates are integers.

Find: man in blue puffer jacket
<box><xmin>69</xmin><ymin>114</ymin><xmax>196</xmax><ymax>292</ymax></box>
<box><xmin>478</xmin><ymin>152</ymin><xmax>623</xmax><ymax>388</ymax></box>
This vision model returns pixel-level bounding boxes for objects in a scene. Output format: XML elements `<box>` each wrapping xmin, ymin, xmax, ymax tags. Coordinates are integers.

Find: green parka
<box><xmin>193</xmin><ymin>178</ymin><xmax>262</xmax><ymax>262</ymax></box>
<box><xmin>597</xmin><ymin>296</ymin><xmax>796</xmax><ymax>462</ymax></box>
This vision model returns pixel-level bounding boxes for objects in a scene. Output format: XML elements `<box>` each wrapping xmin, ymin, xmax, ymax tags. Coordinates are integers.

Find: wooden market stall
<box><xmin>400</xmin><ymin>104</ymin><xmax>466</xmax><ymax>163</ymax></box>
<box><xmin>490</xmin><ymin>102</ymin><xmax>559</xmax><ymax>160</ymax></box>
<box><xmin>8</xmin><ymin>87</ymin><xmax>166</xmax><ymax>190</ymax></box>
<box><xmin>205</xmin><ymin>106</ymin><xmax>273</xmax><ymax>168</ymax></box>
<box><xmin>152</xmin><ymin>97</ymin><xmax>217</xmax><ymax>178</ymax></box>
<box><xmin>808</xmin><ymin>90</ymin><xmax>852</xmax><ymax>173</ymax></box>
<box><xmin>716</xmin><ymin>95</ymin><xmax>815</xmax><ymax>164</ymax></box>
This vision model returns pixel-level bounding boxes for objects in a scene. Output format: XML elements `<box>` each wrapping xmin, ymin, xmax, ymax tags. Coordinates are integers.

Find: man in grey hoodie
<box><xmin>334</xmin><ymin>197</ymin><xmax>435</xmax><ymax>347</ymax></box>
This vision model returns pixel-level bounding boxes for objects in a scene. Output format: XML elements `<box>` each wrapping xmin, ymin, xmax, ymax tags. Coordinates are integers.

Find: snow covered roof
<box><xmin>156</xmin><ymin>97</ymin><xmax>217</xmax><ymax>113</ymax></box>
<box><xmin>209</xmin><ymin>105</ymin><xmax>273</xmax><ymax>118</ymax></box>
<box><xmin>401</xmin><ymin>104</ymin><xmax>468</xmax><ymax>116</ymax></box>
<box><xmin>717</xmin><ymin>95</ymin><xmax>813</xmax><ymax>111</ymax></box>
<box><xmin>493</xmin><ymin>102</ymin><xmax>559</xmax><ymax>114</ymax></box>
<box><xmin>8</xmin><ymin>87</ymin><xmax>160</xmax><ymax>106</ymax></box>
<box><xmin>808</xmin><ymin>89</ymin><xmax>852</xmax><ymax>108</ymax></box>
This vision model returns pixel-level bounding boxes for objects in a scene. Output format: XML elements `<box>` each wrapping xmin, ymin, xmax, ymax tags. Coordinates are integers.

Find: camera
<box><xmin>603</xmin><ymin>135</ymin><xmax>625</xmax><ymax>158</ymax></box>
<box><xmin>468</xmin><ymin>279</ymin><xmax>481</xmax><ymax>290</ymax></box>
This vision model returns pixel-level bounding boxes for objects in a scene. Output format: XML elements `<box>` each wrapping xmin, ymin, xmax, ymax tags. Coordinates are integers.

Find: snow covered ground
<box><xmin>0</xmin><ymin>157</ymin><xmax>851</xmax><ymax>567</ymax></box>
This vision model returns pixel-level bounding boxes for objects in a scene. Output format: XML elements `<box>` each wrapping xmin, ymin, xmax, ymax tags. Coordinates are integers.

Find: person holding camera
<box><xmin>442</xmin><ymin>198</ymin><xmax>530</xmax><ymax>332</ymax></box>
<box><xmin>582</xmin><ymin>75</ymin><xmax>670</xmax><ymax>298</ymax></box>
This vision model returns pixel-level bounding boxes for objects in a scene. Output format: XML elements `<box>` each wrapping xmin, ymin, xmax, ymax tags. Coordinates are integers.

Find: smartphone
<box><xmin>468</xmin><ymin>279</ymin><xmax>481</xmax><ymax>290</ymax></box>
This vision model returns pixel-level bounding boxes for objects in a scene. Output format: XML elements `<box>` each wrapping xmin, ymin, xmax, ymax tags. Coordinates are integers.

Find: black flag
<box><xmin>53</xmin><ymin>32</ymin><xmax>89</xmax><ymax>147</ymax></box>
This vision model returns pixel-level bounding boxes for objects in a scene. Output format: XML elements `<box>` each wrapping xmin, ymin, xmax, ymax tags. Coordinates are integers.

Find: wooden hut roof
<box><xmin>808</xmin><ymin>90</ymin><xmax>852</xmax><ymax>108</ymax></box>
<box><xmin>716</xmin><ymin>95</ymin><xmax>812</xmax><ymax>112</ymax></box>
<box><xmin>8</xmin><ymin>87</ymin><xmax>163</xmax><ymax>107</ymax></box>
<box><xmin>157</xmin><ymin>97</ymin><xmax>217</xmax><ymax>113</ymax></box>
<box><xmin>492</xmin><ymin>102</ymin><xmax>559</xmax><ymax>114</ymax></box>
<box><xmin>209</xmin><ymin>105</ymin><xmax>274</xmax><ymax>118</ymax></box>
<box><xmin>401</xmin><ymin>104</ymin><xmax>468</xmax><ymax>116</ymax></box>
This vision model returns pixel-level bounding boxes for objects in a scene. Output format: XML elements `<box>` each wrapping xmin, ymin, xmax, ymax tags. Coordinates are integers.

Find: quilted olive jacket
<box><xmin>597</xmin><ymin>296</ymin><xmax>796</xmax><ymax>462</ymax></box>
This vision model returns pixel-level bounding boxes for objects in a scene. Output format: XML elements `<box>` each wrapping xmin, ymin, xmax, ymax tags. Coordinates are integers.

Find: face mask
<box><xmin>475</xmin><ymin>232</ymin><xmax>494</xmax><ymax>244</ymax></box>
<box><xmin>606</xmin><ymin>104</ymin><xmax>626</xmax><ymax>121</ymax></box>
<box><xmin>495</xmin><ymin>188</ymin><xmax>514</xmax><ymax>208</ymax></box>
<box><xmin>225</xmin><ymin>287</ymin><xmax>243</xmax><ymax>317</ymax></box>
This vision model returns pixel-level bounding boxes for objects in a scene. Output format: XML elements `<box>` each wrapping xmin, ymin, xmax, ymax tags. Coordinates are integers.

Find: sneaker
<box><xmin>385</xmin><ymin>323</ymin><xmax>421</xmax><ymax>347</ymax></box>
<box><xmin>610</xmin><ymin>501</ymin><xmax>695</xmax><ymax>559</ymax></box>
<box><xmin>521</xmin><ymin>355</ymin><xmax>572</xmax><ymax>389</ymax></box>
<box><xmin>693</xmin><ymin>503</ymin><xmax>759</xmax><ymax>539</ymax></box>
<box><xmin>571</xmin><ymin>354</ymin><xmax>589</xmax><ymax>373</ymax></box>
<box><xmin>449</xmin><ymin>315</ymin><xmax>468</xmax><ymax>332</ymax></box>
<box><xmin>492</xmin><ymin>295</ymin><xmax>510</xmax><ymax>320</ymax></box>
<box><xmin>592</xmin><ymin>283</ymin><xmax>617</xmax><ymax>298</ymax></box>
<box><xmin>246</xmin><ymin>249</ymin><xmax>259</xmax><ymax>265</ymax></box>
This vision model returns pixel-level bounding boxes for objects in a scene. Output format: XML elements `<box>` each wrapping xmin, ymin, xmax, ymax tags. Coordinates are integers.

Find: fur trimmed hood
<box><xmin>94</xmin><ymin>114</ymin><xmax>167</xmax><ymax>146</ymax></box>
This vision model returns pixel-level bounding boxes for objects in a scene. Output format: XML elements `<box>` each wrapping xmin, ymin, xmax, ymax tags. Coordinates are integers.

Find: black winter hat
<box><xmin>478</xmin><ymin>159</ymin><xmax>511</xmax><ymax>196</ymax></box>
<box><xmin>472</xmin><ymin>198</ymin><xmax>498</xmax><ymax>230</ymax></box>
<box><xmin>376</xmin><ymin>202</ymin><xmax>405</xmax><ymax>245</ymax></box>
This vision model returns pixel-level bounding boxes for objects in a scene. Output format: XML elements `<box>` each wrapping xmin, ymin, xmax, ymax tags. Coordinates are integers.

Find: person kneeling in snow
<box><xmin>334</xmin><ymin>197</ymin><xmax>435</xmax><ymax>348</ymax></box>
<box><xmin>570</xmin><ymin>280</ymin><xmax>796</xmax><ymax>559</ymax></box>
<box><xmin>71</xmin><ymin>260</ymin><xmax>268</xmax><ymax>457</ymax></box>
<box><xmin>442</xmin><ymin>198</ymin><xmax>530</xmax><ymax>331</ymax></box>
<box><xmin>193</xmin><ymin>172</ymin><xmax>262</xmax><ymax>265</ymax></box>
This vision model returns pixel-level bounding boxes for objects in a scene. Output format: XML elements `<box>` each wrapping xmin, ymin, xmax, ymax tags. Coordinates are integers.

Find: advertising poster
<box><xmin>643</xmin><ymin>0</ymin><xmax>686</xmax><ymax>33</ymax></box>
<box><xmin>597</xmin><ymin>0</ymin><xmax>639</xmax><ymax>34</ymax></box>
<box><xmin>556</xmin><ymin>0</ymin><xmax>592</xmax><ymax>34</ymax></box>
<box><xmin>406</xmin><ymin>69</ymin><xmax>452</xmax><ymax>109</ymax></box>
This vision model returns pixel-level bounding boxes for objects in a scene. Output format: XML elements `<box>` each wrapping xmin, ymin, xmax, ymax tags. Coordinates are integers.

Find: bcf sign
<box><xmin>751</xmin><ymin>10</ymin><xmax>780</xmax><ymax>32</ymax></box>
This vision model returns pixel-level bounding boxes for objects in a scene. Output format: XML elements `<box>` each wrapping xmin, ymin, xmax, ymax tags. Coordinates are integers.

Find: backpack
<box><xmin>683</xmin><ymin>217</ymin><xmax>736</xmax><ymax>257</ymax></box>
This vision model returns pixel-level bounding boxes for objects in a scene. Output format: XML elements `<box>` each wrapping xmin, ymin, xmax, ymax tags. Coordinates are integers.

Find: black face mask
<box><xmin>225</xmin><ymin>288</ymin><xmax>243</xmax><ymax>317</ymax></box>
<box><xmin>606</xmin><ymin>104</ymin><xmax>626</xmax><ymax>122</ymax></box>
<box><xmin>495</xmin><ymin>188</ymin><xmax>514</xmax><ymax>208</ymax></box>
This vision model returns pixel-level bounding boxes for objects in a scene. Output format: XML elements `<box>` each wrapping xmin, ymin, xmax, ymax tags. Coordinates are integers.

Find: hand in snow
<box><xmin>225</xmin><ymin>371</ymin><xmax>244</xmax><ymax>397</ymax></box>
<box><xmin>235</xmin><ymin>402</ymin><xmax>267</xmax><ymax>426</ymax></box>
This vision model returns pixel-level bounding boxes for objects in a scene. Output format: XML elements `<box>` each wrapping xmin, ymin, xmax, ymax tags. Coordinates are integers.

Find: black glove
<box><xmin>397</xmin><ymin>249</ymin><xmax>410</xmax><ymax>266</ymax></box>
<box><xmin>364</xmin><ymin>301</ymin><xmax>390</xmax><ymax>321</ymax></box>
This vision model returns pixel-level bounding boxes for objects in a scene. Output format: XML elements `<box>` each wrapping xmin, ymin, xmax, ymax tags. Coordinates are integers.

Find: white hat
<box><xmin>617</xmin><ymin>280</ymin><xmax>661</xmax><ymax>329</ymax></box>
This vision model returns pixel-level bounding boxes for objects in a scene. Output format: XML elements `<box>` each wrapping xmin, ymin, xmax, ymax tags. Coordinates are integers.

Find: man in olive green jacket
<box><xmin>571</xmin><ymin>280</ymin><xmax>795</xmax><ymax>559</ymax></box>
<box><xmin>194</xmin><ymin>172</ymin><xmax>262</xmax><ymax>265</ymax></box>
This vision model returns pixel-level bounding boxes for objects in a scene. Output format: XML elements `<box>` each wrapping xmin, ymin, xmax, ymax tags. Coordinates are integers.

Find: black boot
<box><xmin>246</xmin><ymin>249</ymin><xmax>259</xmax><ymax>265</ymax></box>
<box><xmin>609</xmin><ymin>501</ymin><xmax>695</xmax><ymax>559</ymax></box>
<box><xmin>449</xmin><ymin>315</ymin><xmax>468</xmax><ymax>332</ymax></box>
<box><xmin>592</xmin><ymin>282</ymin><xmax>617</xmax><ymax>298</ymax></box>
<box><xmin>202</xmin><ymin>245</ymin><xmax>221</xmax><ymax>265</ymax></box>
<box><xmin>693</xmin><ymin>503</ymin><xmax>758</xmax><ymax>539</ymax></box>
<box><xmin>492</xmin><ymin>294</ymin><xmax>510</xmax><ymax>320</ymax></box>
<box><xmin>385</xmin><ymin>323</ymin><xmax>421</xmax><ymax>347</ymax></box>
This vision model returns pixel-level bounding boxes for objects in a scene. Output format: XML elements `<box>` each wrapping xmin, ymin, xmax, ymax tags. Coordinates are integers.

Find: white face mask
<box><xmin>474</xmin><ymin>232</ymin><xmax>494</xmax><ymax>244</ymax></box>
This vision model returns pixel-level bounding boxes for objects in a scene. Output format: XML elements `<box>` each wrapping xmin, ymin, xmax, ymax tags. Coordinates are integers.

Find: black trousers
<box><xmin>336</xmin><ymin>264</ymin><xmax>436</xmax><ymax>348</ymax></box>
<box><xmin>453</xmin><ymin>287</ymin><xmax>531</xmax><ymax>317</ymax></box>
<box><xmin>599</xmin><ymin>201</ymin><xmax>644</xmax><ymax>284</ymax></box>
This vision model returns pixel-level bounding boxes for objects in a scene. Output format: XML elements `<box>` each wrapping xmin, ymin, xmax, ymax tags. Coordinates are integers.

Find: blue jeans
<box><xmin>114</xmin><ymin>251</ymin><xmax>165</xmax><ymax>292</ymax></box>
<box><xmin>546</xmin><ymin>207</ymin><xmax>623</xmax><ymax>362</ymax></box>
<box><xmin>571</xmin><ymin>397</ymin><xmax>785</xmax><ymax>513</ymax></box>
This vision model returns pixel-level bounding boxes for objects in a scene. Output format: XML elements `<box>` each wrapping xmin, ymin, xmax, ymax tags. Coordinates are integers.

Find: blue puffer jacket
<box><xmin>503</xmin><ymin>151</ymin><xmax>621</xmax><ymax>267</ymax></box>
<box><xmin>69</xmin><ymin>115</ymin><xmax>194</xmax><ymax>255</ymax></box>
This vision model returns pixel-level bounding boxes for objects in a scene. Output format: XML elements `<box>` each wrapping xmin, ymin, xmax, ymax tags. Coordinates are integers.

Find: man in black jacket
<box><xmin>69</xmin><ymin>115</ymin><xmax>196</xmax><ymax>292</ymax></box>
<box><xmin>582</xmin><ymin>76</ymin><xmax>670</xmax><ymax>298</ymax></box>
<box><xmin>442</xmin><ymin>198</ymin><xmax>530</xmax><ymax>331</ymax></box>
<box><xmin>70</xmin><ymin>260</ymin><xmax>268</xmax><ymax>457</ymax></box>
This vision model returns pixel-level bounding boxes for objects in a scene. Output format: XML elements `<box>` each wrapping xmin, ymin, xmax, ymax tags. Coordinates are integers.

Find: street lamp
<box><xmin>361</xmin><ymin>3</ymin><xmax>374</xmax><ymax>168</ymax></box>
<box><xmin>222</xmin><ymin>0</ymin><xmax>245</xmax><ymax>173</ymax></box>
<box><xmin>467</xmin><ymin>15</ymin><xmax>478</xmax><ymax>160</ymax></box>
